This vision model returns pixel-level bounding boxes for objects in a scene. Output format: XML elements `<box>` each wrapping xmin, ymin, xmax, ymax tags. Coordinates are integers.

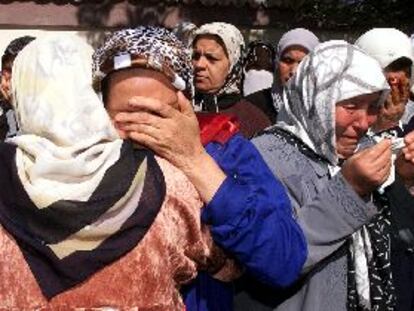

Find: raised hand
<box><xmin>341</xmin><ymin>139</ymin><xmax>392</xmax><ymax>196</ymax></box>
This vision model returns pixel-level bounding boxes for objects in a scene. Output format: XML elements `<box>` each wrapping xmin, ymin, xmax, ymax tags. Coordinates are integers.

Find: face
<box><xmin>105</xmin><ymin>68</ymin><xmax>178</xmax><ymax>138</ymax></box>
<box><xmin>192</xmin><ymin>35</ymin><xmax>230</xmax><ymax>94</ymax></box>
<box><xmin>335</xmin><ymin>92</ymin><xmax>382</xmax><ymax>159</ymax></box>
<box><xmin>0</xmin><ymin>64</ymin><xmax>12</xmax><ymax>103</ymax></box>
<box><xmin>278</xmin><ymin>46</ymin><xmax>308</xmax><ymax>86</ymax></box>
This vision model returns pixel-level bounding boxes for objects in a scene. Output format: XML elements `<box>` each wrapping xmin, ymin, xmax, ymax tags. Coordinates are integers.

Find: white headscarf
<box><xmin>277</xmin><ymin>40</ymin><xmax>390</xmax><ymax>166</ymax></box>
<box><xmin>355</xmin><ymin>28</ymin><xmax>414</xmax><ymax>69</ymax></box>
<box><xmin>9</xmin><ymin>34</ymin><xmax>123</xmax><ymax>208</ymax></box>
<box><xmin>277</xmin><ymin>28</ymin><xmax>320</xmax><ymax>59</ymax></box>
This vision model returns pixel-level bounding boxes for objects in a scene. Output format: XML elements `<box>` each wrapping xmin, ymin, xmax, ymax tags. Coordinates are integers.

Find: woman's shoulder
<box><xmin>252</xmin><ymin>128</ymin><xmax>329</xmax><ymax>182</ymax></box>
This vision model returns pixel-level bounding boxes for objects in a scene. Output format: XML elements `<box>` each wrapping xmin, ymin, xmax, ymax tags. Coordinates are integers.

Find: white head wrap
<box><xmin>355</xmin><ymin>28</ymin><xmax>414</xmax><ymax>69</ymax></box>
<box><xmin>277</xmin><ymin>40</ymin><xmax>390</xmax><ymax>166</ymax></box>
<box><xmin>277</xmin><ymin>28</ymin><xmax>320</xmax><ymax>59</ymax></box>
<box><xmin>194</xmin><ymin>22</ymin><xmax>245</xmax><ymax>96</ymax></box>
<box><xmin>9</xmin><ymin>34</ymin><xmax>123</xmax><ymax>208</ymax></box>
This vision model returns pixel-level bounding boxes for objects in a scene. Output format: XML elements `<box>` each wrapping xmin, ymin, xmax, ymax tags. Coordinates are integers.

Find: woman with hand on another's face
<box><xmin>99</xmin><ymin>26</ymin><xmax>307</xmax><ymax>311</ymax></box>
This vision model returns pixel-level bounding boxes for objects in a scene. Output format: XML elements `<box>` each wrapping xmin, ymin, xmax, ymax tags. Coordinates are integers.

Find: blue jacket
<box><xmin>184</xmin><ymin>133</ymin><xmax>307</xmax><ymax>311</ymax></box>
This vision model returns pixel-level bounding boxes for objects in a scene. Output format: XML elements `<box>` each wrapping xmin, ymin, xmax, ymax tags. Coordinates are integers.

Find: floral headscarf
<box><xmin>93</xmin><ymin>26</ymin><xmax>194</xmax><ymax>99</ymax></box>
<box><xmin>193</xmin><ymin>22</ymin><xmax>245</xmax><ymax>97</ymax></box>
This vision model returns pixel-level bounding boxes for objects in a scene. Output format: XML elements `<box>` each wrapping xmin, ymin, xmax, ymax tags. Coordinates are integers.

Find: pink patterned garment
<box><xmin>0</xmin><ymin>157</ymin><xmax>236</xmax><ymax>311</ymax></box>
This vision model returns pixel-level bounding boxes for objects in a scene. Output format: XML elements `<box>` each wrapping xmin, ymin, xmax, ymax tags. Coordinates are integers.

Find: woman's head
<box><xmin>277</xmin><ymin>41</ymin><xmax>389</xmax><ymax>165</ymax></box>
<box><xmin>11</xmin><ymin>35</ymin><xmax>117</xmax><ymax>146</ymax></box>
<box><xmin>192</xmin><ymin>22</ymin><xmax>245</xmax><ymax>96</ymax></box>
<box><xmin>355</xmin><ymin>28</ymin><xmax>414</xmax><ymax>131</ymax></box>
<box><xmin>244</xmin><ymin>41</ymin><xmax>275</xmax><ymax>72</ymax></box>
<box><xmin>276</xmin><ymin>28</ymin><xmax>319</xmax><ymax>86</ymax></box>
<box><xmin>92</xmin><ymin>27</ymin><xmax>194</xmax><ymax>138</ymax></box>
<box><xmin>93</xmin><ymin>27</ymin><xmax>194</xmax><ymax>103</ymax></box>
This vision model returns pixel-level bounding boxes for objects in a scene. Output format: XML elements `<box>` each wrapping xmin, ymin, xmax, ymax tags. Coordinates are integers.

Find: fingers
<box><xmin>376</xmin><ymin>157</ymin><xmax>392</xmax><ymax>183</ymax></box>
<box><xmin>360</xmin><ymin>139</ymin><xmax>391</xmax><ymax>158</ymax></box>
<box><xmin>128</xmin><ymin>96</ymin><xmax>176</xmax><ymax>118</ymax></box>
<box><xmin>128</xmin><ymin>131</ymin><xmax>160</xmax><ymax>151</ymax></box>
<box><xmin>177</xmin><ymin>91</ymin><xmax>194</xmax><ymax>115</ymax></box>
<box><xmin>403</xmin><ymin>132</ymin><xmax>414</xmax><ymax>161</ymax></box>
<box><xmin>114</xmin><ymin>111</ymin><xmax>162</xmax><ymax>128</ymax></box>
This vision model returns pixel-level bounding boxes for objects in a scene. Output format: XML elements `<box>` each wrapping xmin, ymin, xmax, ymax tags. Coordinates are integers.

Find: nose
<box><xmin>193</xmin><ymin>56</ymin><xmax>207</xmax><ymax>70</ymax></box>
<box><xmin>355</xmin><ymin>109</ymin><xmax>374</xmax><ymax>133</ymax></box>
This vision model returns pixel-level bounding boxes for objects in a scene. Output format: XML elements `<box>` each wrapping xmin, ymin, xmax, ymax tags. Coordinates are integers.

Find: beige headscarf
<box><xmin>194</xmin><ymin>22</ymin><xmax>245</xmax><ymax>96</ymax></box>
<box><xmin>9</xmin><ymin>34</ymin><xmax>123</xmax><ymax>208</ymax></box>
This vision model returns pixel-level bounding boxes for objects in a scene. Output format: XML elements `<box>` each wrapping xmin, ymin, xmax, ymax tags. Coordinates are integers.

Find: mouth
<box><xmin>195</xmin><ymin>75</ymin><xmax>208</xmax><ymax>82</ymax></box>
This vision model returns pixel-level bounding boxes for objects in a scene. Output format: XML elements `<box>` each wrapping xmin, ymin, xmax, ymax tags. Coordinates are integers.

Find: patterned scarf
<box><xmin>1</xmin><ymin>35</ymin><xmax>165</xmax><ymax>299</ymax></box>
<box><xmin>276</xmin><ymin>41</ymin><xmax>395</xmax><ymax>310</ymax></box>
<box><xmin>93</xmin><ymin>26</ymin><xmax>194</xmax><ymax>99</ymax></box>
<box><xmin>193</xmin><ymin>22</ymin><xmax>245</xmax><ymax>110</ymax></box>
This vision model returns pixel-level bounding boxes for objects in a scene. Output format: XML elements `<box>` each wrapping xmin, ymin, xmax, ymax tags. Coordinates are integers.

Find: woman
<box><xmin>273</xmin><ymin>28</ymin><xmax>319</xmax><ymax>116</ymax></box>
<box><xmin>355</xmin><ymin>28</ymin><xmax>414</xmax><ymax>131</ymax></box>
<box><xmin>241</xmin><ymin>28</ymin><xmax>319</xmax><ymax>124</ymax></box>
<box><xmin>192</xmin><ymin>22</ymin><xmax>274</xmax><ymax>138</ymax></box>
<box><xmin>115</xmin><ymin>39</ymin><xmax>414</xmax><ymax>311</ymax></box>
<box><xmin>356</xmin><ymin>28</ymin><xmax>414</xmax><ymax>311</ymax></box>
<box><xmin>107</xmin><ymin>26</ymin><xmax>307</xmax><ymax>311</ymax></box>
<box><xmin>237</xmin><ymin>41</ymin><xmax>395</xmax><ymax>311</ymax></box>
<box><xmin>0</xmin><ymin>34</ymin><xmax>238</xmax><ymax>310</ymax></box>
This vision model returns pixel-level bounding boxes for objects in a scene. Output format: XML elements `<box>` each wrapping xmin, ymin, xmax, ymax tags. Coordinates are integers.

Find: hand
<box><xmin>114</xmin><ymin>92</ymin><xmax>226</xmax><ymax>203</ymax></box>
<box><xmin>341</xmin><ymin>139</ymin><xmax>392</xmax><ymax>197</ymax></box>
<box><xmin>114</xmin><ymin>92</ymin><xmax>205</xmax><ymax>171</ymax></box>
<box><xmin>372</xmin><ymin>74</ymin><xmax>410</xmax><ymax>132</ymax></box>
<box><xmin>401</xmin><ymin>130</ymin><xmax>414</xmax><ymax>163</ymax></box>
<box><xmin>396</xmin><ymin>130</ymin><xmax>414</xmax><ymax>186</ymax></box>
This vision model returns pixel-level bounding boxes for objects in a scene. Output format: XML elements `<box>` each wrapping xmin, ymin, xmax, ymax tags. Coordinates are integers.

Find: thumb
<box><xmin>177</xmin><ymin>91</ymin><xmax>194</xmax><ymax>115</ymax></box>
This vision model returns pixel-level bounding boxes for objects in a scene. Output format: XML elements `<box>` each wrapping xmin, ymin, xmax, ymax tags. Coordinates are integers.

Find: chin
<box><xmin>195</xmin><ymin>84</ymin><xmax>210</xmax><ymax>93</ymax></box>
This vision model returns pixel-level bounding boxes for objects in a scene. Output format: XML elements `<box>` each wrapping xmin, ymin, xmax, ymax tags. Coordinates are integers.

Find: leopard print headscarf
<box><xmin>93</xmin><ymin>26</ymin><xmax>193</xmax><ymax>99</ymax></box>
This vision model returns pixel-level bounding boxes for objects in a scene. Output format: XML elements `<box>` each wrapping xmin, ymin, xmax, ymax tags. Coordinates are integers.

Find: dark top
<box><xmin>197</xmin><ymin>92</ymin><xmax>277</xmax><ymax>138</ymax></box>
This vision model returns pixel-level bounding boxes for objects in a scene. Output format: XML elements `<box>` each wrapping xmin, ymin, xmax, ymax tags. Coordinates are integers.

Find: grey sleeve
<box><xmin>253</xmin><ymin>134</ymin><xmax>378</xmax><ymax>273</ymax></box>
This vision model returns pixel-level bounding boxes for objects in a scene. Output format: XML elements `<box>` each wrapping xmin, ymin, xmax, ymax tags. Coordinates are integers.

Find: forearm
<box><xmin>203</xmin><ymin>177</ymin><xmax>306</xmax><ymax>287</ymax></box>
<box><xmin>178</xmin><ymin>149</ymin><xmax>226</xmax><ymax>204</ymax></box>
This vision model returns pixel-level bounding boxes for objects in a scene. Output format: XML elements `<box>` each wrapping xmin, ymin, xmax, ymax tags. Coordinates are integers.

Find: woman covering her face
<box><xmin>235</xmin><ymin>41</ymin><xmax>395</xmax><ymax>311</ymax></box>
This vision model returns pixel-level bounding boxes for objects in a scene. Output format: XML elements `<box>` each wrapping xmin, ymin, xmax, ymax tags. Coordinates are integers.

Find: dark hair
<box><xmin>1</xmin><ymin>36</ymin><xmax>35</xmax><ymax>70</ymax></box>
<box><xmin>385</xmin><ymin>57</ymin><xmax>412</xmax><ymax>76</ymax></box>
<box><xmin>243</xmin><ymin>40</ymin><xmax>276</xmax><ymax>72</ymax></box>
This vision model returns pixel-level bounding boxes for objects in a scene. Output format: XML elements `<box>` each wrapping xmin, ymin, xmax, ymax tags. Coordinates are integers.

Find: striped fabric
<box><xmin>0</xmin><ymin>35</ymin><xmax>167</xmax><ymax>299</ymax></box>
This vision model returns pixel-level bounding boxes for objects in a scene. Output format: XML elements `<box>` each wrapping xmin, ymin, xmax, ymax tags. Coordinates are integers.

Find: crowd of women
<box><xmin>1</xmin><ymin>21</ymin><xmax>414</xmax><ymax>311</ymax></box>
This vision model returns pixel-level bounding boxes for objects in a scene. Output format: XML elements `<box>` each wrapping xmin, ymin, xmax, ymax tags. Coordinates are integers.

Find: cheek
<box><xmin>335</xmin><ymin>108</ymin><xmax>351</xmax><ymax>138</ymax></box>
<box><xmin>209</xmin><ymin>63</ymin><xmax>229</xmax><ymax>86</ymax></box>
<box><xmin>278</xmin><ymin>63</ymin><xmax>291</xmax><ymax>80</ymax></box>
<box><xmin>367</xmin><ymin>114</ymin><xmax>377</xmax><ymax>127</ymax></box>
